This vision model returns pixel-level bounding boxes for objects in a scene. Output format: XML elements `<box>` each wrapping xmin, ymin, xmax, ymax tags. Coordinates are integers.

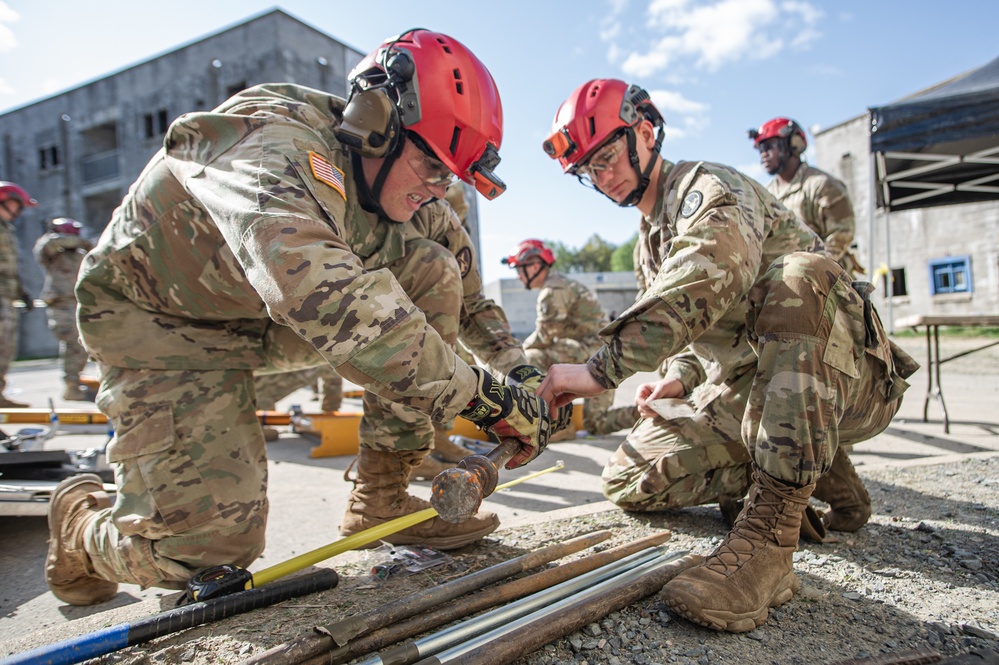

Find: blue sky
<box><xmin>1</xmin><ymin>1</ymin><xmax>996</xmax><ymax>285</ymax></box>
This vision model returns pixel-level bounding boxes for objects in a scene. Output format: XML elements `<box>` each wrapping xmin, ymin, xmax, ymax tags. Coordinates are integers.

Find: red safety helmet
<box><xmin>502</xmin><ymin>239</ymin><xmax>556</xmax><ymax>268</ymax></box>
<box><xmin>340</xmin><ymin>29</ymin><xmax>505</xmax><ymax>200</ymax></box>
<box><xmin>51</xmin><ymin>217</ymin><xmax>82</xmax><ymax>235</ymax></box>
<box><xmin>748</xmin><ymin>117</ymin><xmax>807</xmax><ymax>156</ymax></box>
<box><xmin>0</xmin><ymin>181</ymin><xmax>39</xmax><ymax>209</ymax></box>
<box><xmin>543</xmin><ymin>79</ymin><xmax>665</xmax><ymax>207</ymax></box>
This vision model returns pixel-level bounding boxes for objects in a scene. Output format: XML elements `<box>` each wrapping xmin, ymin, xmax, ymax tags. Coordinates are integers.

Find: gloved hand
<box><xmin>506</xmin><ymin>365</ymin><xmax>573</xmax><ymax>435</ymax></box>
<box><xmin>19</xmin><ymin>292</ymin><xmax>34</xmax><ymax>312</ymax></box>
<box><xmin>461</xmin><ymin>366</ymin><xmax>551</xmax><ymax>468</ymax></box>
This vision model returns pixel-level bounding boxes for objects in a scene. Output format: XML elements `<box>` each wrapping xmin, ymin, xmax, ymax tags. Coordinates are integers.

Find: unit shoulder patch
<box><xmin>455</xmin><ymin>246</ymin><xmax>473</xmax><ymax>278</ymax></box>
<box><xmin>681</xmin><ymin>191</ymin><xmax>703</xmax><ymax>218</ymax></box>
<box><xmin>308</xmin><ymin>151</ymin><xmax>346</xmax><ymax>201</ymax></box>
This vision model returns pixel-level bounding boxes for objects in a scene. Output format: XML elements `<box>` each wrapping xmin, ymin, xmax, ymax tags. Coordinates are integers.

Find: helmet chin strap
<box><xmin>598</xmin><ymin>123</ymin><xmax>665</xmax><ymax>208</ymax></box>
<box><xmin>519</xmin><ymin>263</ymin><xmax>546</xmax><ymax>290</ymax></box>
<box><xmin>351</xmin><ymin>139</ymin><xmax>406</xmax><ymax>217</ymax></box>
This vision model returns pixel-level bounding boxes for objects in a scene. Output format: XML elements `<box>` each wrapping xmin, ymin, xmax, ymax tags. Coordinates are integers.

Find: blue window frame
<box><xmin>928</xmin><ymin>256</ymin><xmax>972</xmax><ymax>295</ymax></box>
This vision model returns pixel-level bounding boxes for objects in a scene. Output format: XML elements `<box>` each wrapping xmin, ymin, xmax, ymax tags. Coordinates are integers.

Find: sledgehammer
<box><xmin>430</xmin><ymin>439</ymin><xmax>522</xmax><ymax>523</ymax></box>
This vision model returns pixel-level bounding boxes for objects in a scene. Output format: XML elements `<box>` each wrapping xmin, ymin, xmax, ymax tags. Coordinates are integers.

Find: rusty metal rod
<box><xmin>358</xmin><ymin>546</ymin><xmax>686</xmax><ymax>665</ymax></box>
<box><xmin>299</xmin><ymin>531</ymin><xmax>674</xmax><ymax>665</ymax></box>
<box><xmin>412</xmin><ymin>552</ymin><xmax>702</xmax><ymax>665</ymax></box>
<box><xmin>241</xmin><ymin>530</ymin><xmax>611</xmax><ymax>665</ymax></box>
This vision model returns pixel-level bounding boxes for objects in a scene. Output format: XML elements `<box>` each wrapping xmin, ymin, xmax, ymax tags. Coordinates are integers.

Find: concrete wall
<box><xmin>0</xmin><ymin>10</ymin><xmax>426</xmax><ymax>359</ymax></box>
<box><xmin>813</xmin><ymin>116</ymin><xmax>999</xmax><ymax>329</ymax></box>
<box><xmin>484</xmin><ymin>272</ymin><xmax>640</xmax><ymax>342</ymax></box>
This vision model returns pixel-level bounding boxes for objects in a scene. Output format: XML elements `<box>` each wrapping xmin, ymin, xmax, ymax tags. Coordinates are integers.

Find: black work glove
<box><xmin>506</xmin><ymin>365</ymin><xmax>573</xmax><ymax>435</ymax></box>
<box><xmin>461</xmin><ymin>366</ymin><xmax>551</xmax><ymax>468</ymax></box>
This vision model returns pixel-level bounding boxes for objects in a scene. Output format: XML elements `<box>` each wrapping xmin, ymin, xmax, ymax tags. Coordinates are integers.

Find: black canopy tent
<box><xmin>869</xmin><ymin>55</ymin><xmax>999</xmax><ymax>212</ymax></box>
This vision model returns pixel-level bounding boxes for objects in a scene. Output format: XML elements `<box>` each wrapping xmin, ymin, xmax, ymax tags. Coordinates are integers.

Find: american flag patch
<box><xmin>308</xmin><ymin>151</ymin><xmax>346</xmax><ymax>201</ymax></box>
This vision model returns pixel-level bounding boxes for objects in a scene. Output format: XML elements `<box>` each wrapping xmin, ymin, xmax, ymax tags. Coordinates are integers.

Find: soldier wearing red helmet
<box><xmin>503</xmin><ymin>240</ymin><xmax>638</xmax><ymax>437</ymax></box>
<box><xmin>749</xmin><ymin>117</ymin><xmax>863</xmax><ymax>275</ymax></box>
<box><xmin>46</xmin><ymin>29</ymin><xmax>554</xmax><ymax>606</ymax></box>
<box><xmin>0</xmin><ymin>181</ymin><xmax>39</xmax><ymax>408</ymax></box>
<box><xmin>537</xmin><ymin>79</ymin><xmax>917</xmax><ymax>633</ymax></box>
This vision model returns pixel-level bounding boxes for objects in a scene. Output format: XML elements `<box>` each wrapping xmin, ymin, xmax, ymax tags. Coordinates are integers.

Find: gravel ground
<box><xmin>9</xmin><ymin>454</ymin><xmax>993</xmax><ymax>665</ymax></box>
<box><xmin>3</xmin><ymin>332</ymin><xmax>997</xmax><ymax>665</ymax></box>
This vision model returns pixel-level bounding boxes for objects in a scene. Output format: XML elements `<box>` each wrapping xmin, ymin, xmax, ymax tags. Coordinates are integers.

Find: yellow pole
<box><xmin>250</xmin><ymin>460</ymin><xmax>565</xmax><ymax>588</ymax></box>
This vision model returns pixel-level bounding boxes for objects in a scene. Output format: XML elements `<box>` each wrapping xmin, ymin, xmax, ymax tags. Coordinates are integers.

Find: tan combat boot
<box><xmin>813</xmin><ymin>446</ymin><xmax>871</xmax><ymax>531</ymax></box>
<box><xmin>661</xmin><ymin>469</ymin><xmax>813</xmax><ymax>632</ymax></box>
<box><xmin>341</xmin><ymin>447</ymin><xmax>499</xmax><ymax>550</ymax></box>
<box><xmin>0</xmin><ymin>394</ymin><xmax>29</xmax><ymax>408</ymax></box>
<box><xmin>46</xmin><ymin>474</ymin><xmax>119</xmax><ymax>605</ymax></box>
<box><xmin>62</xmin><ymin>380</ymin><xmax>92</xmax><ymax>402</ymax></box>
<box><xmin>719</xmin><ymin>495</ymin><xmax>826</xmax><ymax>543</ymax></box>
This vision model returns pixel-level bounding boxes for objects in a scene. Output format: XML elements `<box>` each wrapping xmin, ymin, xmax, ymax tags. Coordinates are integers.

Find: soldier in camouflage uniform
<box><xmin>0</xmin><ymin>182</ymin><xmax>37</xmax><ymax>408</ymax></box>
<box><xmin>750</xmin><ymin>117</ymin><xmax>864</xmax><ymax>276</ymax></box>
<box><xmin>32</xmin><ymin>218</ymin><xmax>95</xmax><ymax>401</ymax></box>
<box><xmin>538</xmin><ymin>79</ymin><xmax>918</xmax><ymax>632</ymax></box>
<box><xmin>44</xmin><ymin>30</ymin><xmax>558</xmax><ymax>606</ymax></box>
<box><xmin>502</xmin><ymin>239</ymin><xmax>637</xmax><ymax>435</ymax></box>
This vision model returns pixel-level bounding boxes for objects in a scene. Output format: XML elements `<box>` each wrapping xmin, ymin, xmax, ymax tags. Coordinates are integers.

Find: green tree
<box><xmin>546</xmin><ymin>235</ymin><xmax>618</xmax><ymax>273</ymax></box>
<box><xmin>611</xmin><ymin>233</ymin><xmax>638</xmax><ymax>272</ymax></box>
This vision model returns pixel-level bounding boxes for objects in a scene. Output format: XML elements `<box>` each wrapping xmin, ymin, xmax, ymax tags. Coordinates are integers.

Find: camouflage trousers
<box><xmin>254</xmin><ymin>366</ymin><xmax>343</xmax><ymax>412</ymax></box>
<box><xmin>602</xmin><ymin>252</ymin><xmax>916</xmax><ymax>512</ymax></box>
<box><xmin>45</xmin><ymin>302</ymin><xmax>89</xmax><ymax>383</ymax></box>
<box><xmin>0</xmin><ymin>297</ymin><xmax>18</xmax><ymax>393</ymax></box>
<box><xmin>526</xmin><ymin>345</ymin><xmax>638</xmax><ymax>435</ymax></box>
<box><xmin>82</xmin><ymin>239</ymin><xmax>461</xmax><ymax>588</ymax></box>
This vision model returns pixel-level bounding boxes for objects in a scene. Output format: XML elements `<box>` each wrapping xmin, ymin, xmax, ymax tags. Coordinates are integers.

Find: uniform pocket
<box><xmin>106</xmin><ymin>403</ymin><xmax>220</xmax><ymax>532</ymax></box>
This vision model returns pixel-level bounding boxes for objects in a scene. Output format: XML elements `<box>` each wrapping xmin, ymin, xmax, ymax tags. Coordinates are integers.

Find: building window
<box><xmin>882</xmin><ymin>267</ymin><xmax>908</xmax><ymax>297</ymax></box>
<box><xmin>39</xmin><ymin>144</ymin><xmax>61</xmax><ymax>171</ymax></box>
<box><xmin>143</xmin><ymin>108</ymin><xmax>170</xmax><ymax>139</ymax></box>
<box><xmin>928</xmin><ymin>256</ymin><xmax>972</xmax><ymax>295</ymax></box>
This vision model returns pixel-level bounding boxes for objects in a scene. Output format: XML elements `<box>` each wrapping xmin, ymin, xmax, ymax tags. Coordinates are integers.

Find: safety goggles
<box><xmin>407</xmin><ymin>133</ymin><xmax>460</xmax><ymax>188</ymax></box>
<box><xmin>574</xmin><ymin>131</ymin><xmax>628</xmax><ymax>185</ymax></box>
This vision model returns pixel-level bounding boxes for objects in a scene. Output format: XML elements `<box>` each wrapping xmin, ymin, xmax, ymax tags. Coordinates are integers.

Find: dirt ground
<box><xmin>2</xmin><ymin>332</ymin><xmax>998</xmax><ymax>665</ymax></box>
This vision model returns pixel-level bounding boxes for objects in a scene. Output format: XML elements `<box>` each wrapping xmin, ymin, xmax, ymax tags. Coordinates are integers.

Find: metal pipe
<box><xmin>300</xmin><ymin>531</ymin><xmax>674</xmax><ymax>665</ymax></box>
<box><xmin>359</xmin><ymin>547</ymin><xmax>683</xmax><ymax>665</ymax></box>
<box><xmin>419</xmin><ymin>552</ymin><xmax>701</xmax><ymax>665</ymax></box>
<box><xmin>242</xmin><ymin>528</ymin><xmax>607</xmax><ymax>665</ymax></box>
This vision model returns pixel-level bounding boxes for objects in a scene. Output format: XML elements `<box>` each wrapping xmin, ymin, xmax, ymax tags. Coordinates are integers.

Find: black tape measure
<box><xmin>179</xmin><ymin>564</ymin><xmax>254</xmax><ymax>605</ymax></box>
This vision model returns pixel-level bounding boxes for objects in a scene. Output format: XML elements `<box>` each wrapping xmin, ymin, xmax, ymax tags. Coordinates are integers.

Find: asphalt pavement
<box><xmin>1</xmin><ymin>335</ymin><xmax>998</xmax><ymax>653</ymax></box>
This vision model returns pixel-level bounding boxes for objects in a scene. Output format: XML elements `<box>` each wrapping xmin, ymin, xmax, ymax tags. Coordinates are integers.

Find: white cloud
<box><xmin>616</xmin><ymin>0</ymin><xmax>823</xmax><ymax>77</ymax></box>
<box><xmin>0</xmin><ymin>77</ymin><xmax>13</xmax><ymax>96</ymax></box>
<box><xmin>736</xmin><ymin>160</ymin><xmax>768</xmax><ymax>184</ymax></box>
<box><xmin>649</xmin><ymin>89</ymin><xmax>707</xmax><ymax>114</ymax></box>
<box><xmin>0</xmin><ymin>1</ymin><xmax>19</xmax><ymax>53</ymax></box>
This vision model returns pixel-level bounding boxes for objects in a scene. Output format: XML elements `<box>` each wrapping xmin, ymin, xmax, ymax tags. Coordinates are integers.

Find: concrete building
<box><xmin>1</xmin><ymin>9</ymin><xmax>458</xmax><ymax>359</ymax></box>
<box><xmin>813</xmin><ymin>71</ymin><xmax>999</xmax><ymax>330</ymax></box>
<box><xmin>485</xmin><ymin>271</ymin><xmax>639</xmax><ymax>342</ymax></box>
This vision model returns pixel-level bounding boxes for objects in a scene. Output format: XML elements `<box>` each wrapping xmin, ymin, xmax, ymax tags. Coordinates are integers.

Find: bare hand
<box><xmin>536</xmin><ymin>363</ymin><xmax>605</xmax><ymax>409</ymax></box>
<box><xmin>635</xmin><ymin>378</ymin><xmax>685</xmax><ymax>419</ymax></box>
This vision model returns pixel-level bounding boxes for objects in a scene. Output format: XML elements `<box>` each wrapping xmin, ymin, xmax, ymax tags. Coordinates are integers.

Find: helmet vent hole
<box><xmin>449</xmin><ymin>128</ymin><xmax>460</xmax><ymax>157</ymax></box>
<box><xmin>588</xmin><ymin>118</ymin><xmax>596</xmax><ymax>137</ymax></box>
<box><xmin>452</xmin><ymin>68</ymin><xmax>463</xmax><ymax>95</ymax></box>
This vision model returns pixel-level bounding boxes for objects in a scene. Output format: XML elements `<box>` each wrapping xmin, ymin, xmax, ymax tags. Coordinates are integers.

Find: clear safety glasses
<box><xmin>407</xmin><ymin>133</ymin><xmax>459</xmax><ymax>188</ymax></box>
<box><xmin>573</xmin><ymin>131</ymin><xmax>628</xmax><ymax>186</ymax></box>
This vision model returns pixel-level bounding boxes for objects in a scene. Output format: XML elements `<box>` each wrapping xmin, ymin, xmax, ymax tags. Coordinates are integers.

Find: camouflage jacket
<box><xmin>33</xmin><ymin>233</ymin><xmax>94</xmax><ymax>305</ymax></box>
<box><xmin>76</xmin><ymin>83</ymin><xmax>521</xmax><ymax>421</ymax></box>
<box><xmin>0</xmin><ymin>220</ymin><xmax>24</xmax><ymax>300</ymax></box>
<box><xmin>524</xmin><ymin>271</ymin><xmax>608</xmax><ymax>355</ymax></box>
<box><xmin>768</xmin><ymin>163</ymin><xmax>861</xmax><ymax>272</ymax></box>
<box><xmin>589</xmin><ymin>159</ymin><xmax>823</xmax><ymax>393</ymax></box>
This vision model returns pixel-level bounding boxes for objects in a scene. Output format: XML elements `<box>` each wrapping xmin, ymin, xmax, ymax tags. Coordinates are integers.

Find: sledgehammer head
<box><xmin>430</xmin><ymin>454</ymin><xmax>499</xmax><ymax>523</ymax></box>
